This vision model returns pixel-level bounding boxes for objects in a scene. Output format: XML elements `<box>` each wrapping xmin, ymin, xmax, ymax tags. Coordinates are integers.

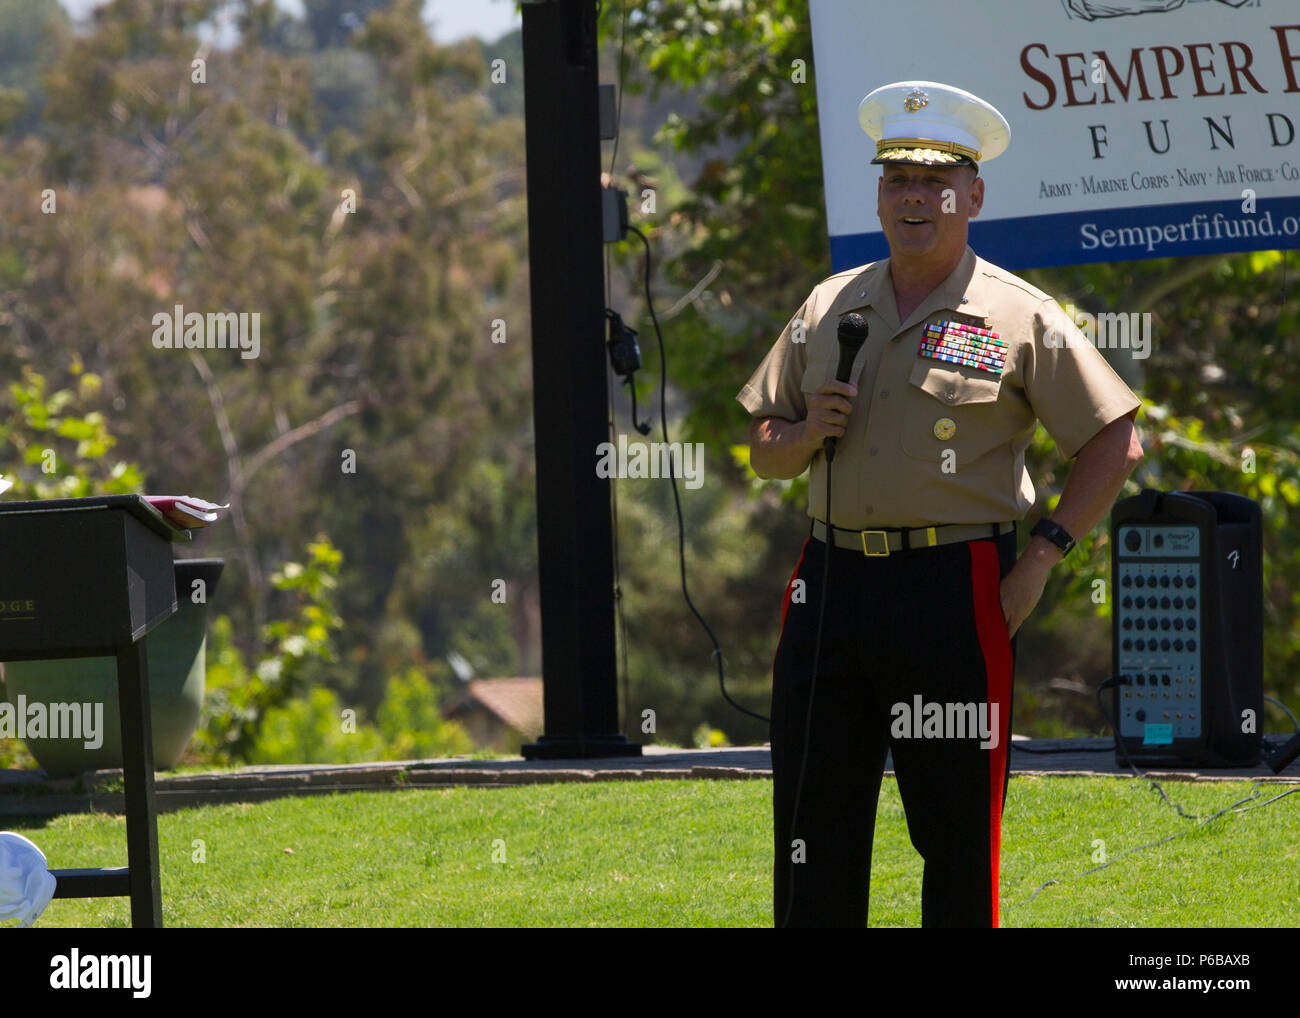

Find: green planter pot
<box><xmin>2</xmin><ymin>558</ymin><xmax>224</xmax><ymax>778</ymax></box>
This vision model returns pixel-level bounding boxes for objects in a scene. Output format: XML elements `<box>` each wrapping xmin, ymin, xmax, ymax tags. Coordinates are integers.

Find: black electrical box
<box><xmin>1111</xmin><ymin>489</ymin><xmax>1263</xmax><ymax>767</ymax></box>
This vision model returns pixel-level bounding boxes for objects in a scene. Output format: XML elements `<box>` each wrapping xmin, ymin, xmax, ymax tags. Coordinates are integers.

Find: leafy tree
<box><xmin>376</xmin><ymin>668</ymin><xmax>473</xmax><ymax>759</ymax></box>
<box><xmin>0</xmin><ymin>358</ymin><xmax>145</xmax><ymax>499</ymax></box>
<box><xmin>196</xmin><ymin>536</ymin><xmax>344</xmax><ymax>762</ymax></box>
<box><xmin>0</xmin><ymin>0</ymin><xmax>68</xmax><ymax>134</ymax></box>
<box><xmin>0</xmin><ymin>357</ymin><xmax>148</xmax><ymax>769</ymax></box>
<box><xmin>0</xmin><ymin>0</ymin><xmax>533</xmax><ymax>721</ymax></box>
<box><xmin>248</xmin><ymin>685</ymin><xmax>386</xmax><ymax>764</ymax></box>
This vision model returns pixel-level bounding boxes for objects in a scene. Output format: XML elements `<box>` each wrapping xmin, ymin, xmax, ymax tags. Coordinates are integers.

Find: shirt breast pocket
<box><xmin>900</xmin><ymin>358</ymin><xmax>1006</xmax><ymax>463</ymax></box>
<box><xmin>799</xmin><ymin>355</ymin><xmax>836</xmax><ymax>398</ymax></box>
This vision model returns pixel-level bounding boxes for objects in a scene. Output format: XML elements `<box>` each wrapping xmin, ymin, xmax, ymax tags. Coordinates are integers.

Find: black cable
<box><xmin>604</xmin><ymin>228</ymin><xmax>612</xmax><ymax>310</ymax></box>
<box><xmin>628</xmin><ymin>225</ymin><xmax>766</xmax><ymax>726</ymax></box>
<box><xmin>1010</xmin><ymin>678</ymin><xmax>1300</xmax><ymax>913</ymax></box>
<box><xmin>606</xmin><ymin>0</ymin><xmax>628</xmax><ymax>181</ymax></box>
<box><xmin>1010</xmin><ymin>701</ymin><xmax>1297</xmax><ymax>754</ymax></box>
<box><xmin>1019</xmin><ymin>776</ymin><xmax>1300</xmax><ymax>909</ymax></box>
<box><xmin>606</xmin><ymin>340</ymin><xmax>631</xmax><ymax>736</ymax></box>
<box><xmin>1011</xmin><ymin>741</ymin><xmax>1114</xmax><ymax>754</ymax></box>
<box><xmin>1096</xmin><ymin>676</ymin><xmax>1203</xmax><ymax>820</ymax></box>
<box><xmin>1265</xmin><ymin>693</ymin><xmax>1300</xmax><ymax>734</ymax></box>
<box><xmin>627</xmin><ymin>374</ymin><xmax>648</xmax><ymax>435</ymax></box>
<box><xmin>779</xmin><ymin>453</ymin><xmax>834</xmax><ymax>929</ymax></box>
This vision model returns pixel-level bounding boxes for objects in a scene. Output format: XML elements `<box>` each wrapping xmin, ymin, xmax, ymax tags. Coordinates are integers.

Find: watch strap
<box><xmin>1031</xmin><ymin>517</ymin><xmax>1075</xmax><ymax>555</ymax></box>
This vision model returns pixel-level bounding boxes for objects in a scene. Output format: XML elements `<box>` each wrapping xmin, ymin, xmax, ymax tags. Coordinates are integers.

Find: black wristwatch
<box><xmin>1030</xmin><ymin>517</ymin><xmax>1076</xmax><ymax>556</ymax></box>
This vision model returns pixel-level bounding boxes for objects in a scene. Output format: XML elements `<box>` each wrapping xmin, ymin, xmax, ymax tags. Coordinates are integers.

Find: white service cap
<box><xmin>858</xmin><ymin>81</ymin><xmax>1010</xmax><ymax>167</ymax></box>
<box><xmin>0</xmin><ymin>832</ymin><xmax>57</xmax><ymax>927</ymax></box>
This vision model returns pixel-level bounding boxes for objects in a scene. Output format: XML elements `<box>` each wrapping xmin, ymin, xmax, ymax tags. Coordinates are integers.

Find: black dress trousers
<box><xmin>770</xmin><ymin>525</ymin><xmax>1019</xmax><ymax>928</ymax></box>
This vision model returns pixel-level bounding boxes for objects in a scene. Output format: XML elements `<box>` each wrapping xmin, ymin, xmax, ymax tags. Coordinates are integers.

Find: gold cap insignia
<box><xmin>859</xmin><ymin>81</ymin><xmax>1011</xmax><ymax>166</ymax></box>
<box><xmin>903</xmin><ymin>88</ymin><xmax>929</xmax><ymax>113</ymax></box>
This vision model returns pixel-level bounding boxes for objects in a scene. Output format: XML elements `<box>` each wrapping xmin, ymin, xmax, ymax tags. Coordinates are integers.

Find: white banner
<box><xmin>809</xmin><ymin>0</ymin><xmax>1300</xmax><ymax>270</ymax></box>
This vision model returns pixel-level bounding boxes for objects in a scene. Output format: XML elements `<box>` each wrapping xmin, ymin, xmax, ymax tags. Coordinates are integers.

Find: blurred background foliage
<box><xmin>0</xmin><ymin>0</ymin><xmax>1296</xmax><ymax>767</ymax></box>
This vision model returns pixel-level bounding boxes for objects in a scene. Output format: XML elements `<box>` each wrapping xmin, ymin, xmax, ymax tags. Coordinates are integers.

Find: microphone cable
<box><xmin>627</xmin><ymin>225</ymin><xmax>768</xmax><ymax>725</ymax></box>
<box><xmin>780</xmin><ymin>443</ymin><xmax>835</xmax><ymax>928</ymax></box>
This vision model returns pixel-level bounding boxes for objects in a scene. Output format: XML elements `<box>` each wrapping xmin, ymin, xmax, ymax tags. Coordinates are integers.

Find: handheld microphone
<box><xmin>823</xmin><ymin>312</ymin><xmax>869</xmax><ymax>464</ymax></box>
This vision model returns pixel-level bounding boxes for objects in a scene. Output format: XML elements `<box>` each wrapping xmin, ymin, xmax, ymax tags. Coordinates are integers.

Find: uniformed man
<box><xmin>739</xmin><ymin>81</ymin><xmax>1145</xmax><ymax>928</ymax></box>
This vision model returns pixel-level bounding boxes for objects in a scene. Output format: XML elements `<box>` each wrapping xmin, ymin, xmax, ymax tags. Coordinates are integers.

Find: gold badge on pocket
<box><xmin>933</xmin><ymin>417</ymin><xmax>956</xmax><ymax>440</ymax></box>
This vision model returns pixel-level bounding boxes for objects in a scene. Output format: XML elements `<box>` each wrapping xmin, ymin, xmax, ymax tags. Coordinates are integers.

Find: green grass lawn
<box><xmin>6</xmin><ymin>775</ymin><xmax>1298</xmax><ymax>927</ymax></box>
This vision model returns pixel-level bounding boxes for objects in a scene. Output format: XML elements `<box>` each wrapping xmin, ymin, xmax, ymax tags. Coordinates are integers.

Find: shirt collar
<box><xmin>827</xmin><ymin>260</ymin><xmax>893</xmax><ymax>322</ymax></box>
<box><xmin>827</xmin><ymin>246</ymin><xmax>991</xmax><ymax>328</ymax></box>
<box><xmin>930</xmin><ymin>246</ymin><xmax>990</xmax><ymax>323</ymax></box>
<box><xmin>897</xmin><ymin>246</ymin><xmax>991</xmax><ymax>327</ymax></box>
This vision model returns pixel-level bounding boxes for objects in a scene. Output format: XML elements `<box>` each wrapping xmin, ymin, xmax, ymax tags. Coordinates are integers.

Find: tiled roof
<box><xmin>454</xmin><ymin>677</ymin><xmax>544</xmax><ymax>737</ymax></box>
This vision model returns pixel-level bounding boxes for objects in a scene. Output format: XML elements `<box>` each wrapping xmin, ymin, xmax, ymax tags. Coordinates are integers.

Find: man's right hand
<box><xmin>748</xmin><ymin>381</ymin><xmax>859</xmax><ymax>480</ymax></box>
<box><xmin>802</xmin><ymin>381</ymin><xmax>859</xmax><ymax>449</ymax></box>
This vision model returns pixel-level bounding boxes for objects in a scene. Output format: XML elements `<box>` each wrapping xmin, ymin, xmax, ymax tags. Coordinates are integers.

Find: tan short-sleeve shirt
<box><xmin>737</xmin><ymin>246</ymin><xmax>1142</xmax><ymax>529</ymax></box>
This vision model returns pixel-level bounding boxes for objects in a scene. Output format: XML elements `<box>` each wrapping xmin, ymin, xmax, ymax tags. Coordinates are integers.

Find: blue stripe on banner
<box><xmin>829</xmin><ymin>195</ymin><xmax>1300</xmax><ymax>274</ymax></box>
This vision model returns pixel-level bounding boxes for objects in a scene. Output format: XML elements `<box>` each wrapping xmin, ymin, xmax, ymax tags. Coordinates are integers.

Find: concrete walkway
<box><xmin>2</xmin><ymin>737</ymin><xmax>1297</xmax><ymax>816</ymax></box>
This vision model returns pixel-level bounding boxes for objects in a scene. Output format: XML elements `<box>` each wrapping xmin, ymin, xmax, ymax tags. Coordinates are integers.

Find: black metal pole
<box><xmin>520</xmin><ymin>0</ymin><xmax>638</xmax><ymax>758</ymax></box>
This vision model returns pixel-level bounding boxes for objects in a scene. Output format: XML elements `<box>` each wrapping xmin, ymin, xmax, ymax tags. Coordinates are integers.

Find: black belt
<box><xmin>810</xmin><ymin>519</ymin><xmax>1015</xmax><ymax>556</ymax></box>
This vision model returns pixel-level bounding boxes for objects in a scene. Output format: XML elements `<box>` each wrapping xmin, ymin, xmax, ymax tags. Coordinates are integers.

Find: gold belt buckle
<box><xmin>860</xmin><ymin>530</ymin><xmax>890</xmax><ymax>557</ymax></box>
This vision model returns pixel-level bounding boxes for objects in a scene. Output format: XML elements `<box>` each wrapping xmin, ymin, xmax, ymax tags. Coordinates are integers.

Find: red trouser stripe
<box><xmin>968</xmin><ymin>540</ymin><xmax>1013</xmax><ymax>928</ymax></box>
<box><xmin>773</xmin><ymin>538</ymin><xmax>812</xmax><ymax>672</ymax></box>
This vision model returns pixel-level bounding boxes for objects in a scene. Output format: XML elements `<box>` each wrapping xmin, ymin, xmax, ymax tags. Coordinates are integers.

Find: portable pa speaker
<box><xmin>1110</xmin><ymin>489</ymin><xmax>1263</xmax><ymax>767</ymax></box>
